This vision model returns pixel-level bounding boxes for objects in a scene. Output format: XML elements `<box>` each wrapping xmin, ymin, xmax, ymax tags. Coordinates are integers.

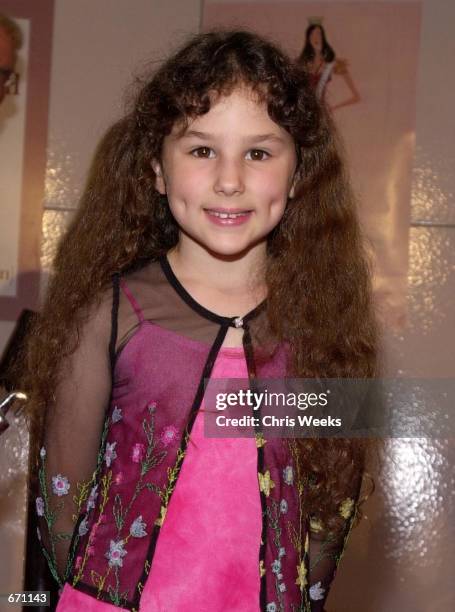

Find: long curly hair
<box><xmin>22</xmin><ymin>29</ymin><xmax>379</xmax><ymax>534</ymax></box>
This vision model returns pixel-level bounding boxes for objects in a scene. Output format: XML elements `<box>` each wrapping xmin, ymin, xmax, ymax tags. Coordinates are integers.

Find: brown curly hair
<box><xmin>22</xmin><ymin>29</ymin><xmax>379</xmax><ymax>534</ymax></box>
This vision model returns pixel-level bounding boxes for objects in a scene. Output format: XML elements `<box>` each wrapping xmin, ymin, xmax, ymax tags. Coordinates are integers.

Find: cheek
<box><xmin>165</xmin><ymin>161</ymin><xmax>205</xmax><ymax>201</ymax></box>
<box><xmin>255</xmin><ymin>167</ymin><xmax>293</xmax><ymax>204</ymax></box>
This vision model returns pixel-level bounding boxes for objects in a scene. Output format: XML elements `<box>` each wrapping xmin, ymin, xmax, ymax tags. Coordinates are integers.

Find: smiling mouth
<box><xmin>204</xmin><ymin>209</ymin><xmax>253</xmax><ymax>219</ymax></box>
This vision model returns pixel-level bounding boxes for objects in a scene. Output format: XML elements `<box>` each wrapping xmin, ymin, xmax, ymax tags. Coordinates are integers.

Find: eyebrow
<box><xmin>181</xmin><ymin>130</ymin><xmax>286</xmax><ymax>144</ymax></box>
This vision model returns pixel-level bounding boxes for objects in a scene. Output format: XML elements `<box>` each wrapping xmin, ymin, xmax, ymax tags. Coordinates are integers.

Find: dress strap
<box><xmin>119</xmin><ymin>278</ymin><xmax>145</xmax><ymax>324</ymax></box>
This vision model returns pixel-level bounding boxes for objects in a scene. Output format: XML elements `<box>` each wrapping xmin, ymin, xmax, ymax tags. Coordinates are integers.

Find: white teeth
<box><xmin>207</xmin><ymin>210</ymin><xmax>250</xmax><ymax>219</ymax></box>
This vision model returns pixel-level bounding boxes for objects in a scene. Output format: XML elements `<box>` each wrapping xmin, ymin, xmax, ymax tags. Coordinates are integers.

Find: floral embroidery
<box><xmin>78</xmin><ymin>517</ymin><xmax>89</xmax><ymax>536</ymax></box>
<box><xmin>35</xmin><ymin>372</ymin><xmax>360</xmax><ymax>610</ymax></box>
<box><xmin>35</xmin><ymin>497</ymin><xmax>44</xmax><ymax>517</ymax></box>
<box><xmin>52</xmin><ymin>474</ymin><xmax>70</xmax><ymax>496</ymax></box>
<box><xmin>258</xmin><ymin>470</ymin><xmax>275</xmax><ymax>497</ymax></box>
<box><xmin>271</xmin><ymin>559</ymin><xmax>281</xmax><ymax>574</ymax></box>
<box><xmin>159</xmin><ymin>425</ymin><xmax>179</xmax><ymax>447</ymax></box>
<box><xmin>40</xmin><ymin>447</ymin><xmax>46</xmax><ymax>459</ymax></box>
<box><xmin>112</xmin><ymin>406</ymin><xmax>123</xmax><ymax>423</ymax></box>
<box><xmin>255</xmin><ymin>432</ymin><xmax>266</xmax><ymax>447</ymax></box>
<box><xmin>310</xmin><ymin>517</ymin><xmax>324</xmax><ymax>533</ymax></box>
<box><xmin>130</xmin><ymin>515</ymin><xmax>147</xmax><ymax>538</ymax></box>
<box><xmin>131</xmin><ymin>443</ymin><xmax>145</xmax><ymax>463</ymax></box>
<box><xmin>86</xmin><ymin>484</ymin><xmax>99</xmax><ymax>511</ymax></box>
<box><xmin>265</xmin><ymin>497</ymin><xmax>287</xmax><ymax>610</ymax></box>
<box><xmin>295</xmin><ymin>560</ymin><xmax>307</xmax><ymax>591</ymax></box>
<box><xmin>104</xmin><ymin>442</ymin><xmax>117</xmax><ymax>467</ymax></box>
<box><xmin>105</xmin><ymin>539</ymin><xmax>127</xmax><ymax>568</ymax></box>
<box><xmin>339</xmin><ymin>497</ymin><xmax>355</xmax><ymax>519</ymax></box>
<box><xmin>283</xmin><ymin>465</ymin><xmax>294</xmax><ymax>485</ymax></box>
<box><xmin>309</xmin><ymin>581</ymin><xmax>325</xmax><ymax>601</ymax></box>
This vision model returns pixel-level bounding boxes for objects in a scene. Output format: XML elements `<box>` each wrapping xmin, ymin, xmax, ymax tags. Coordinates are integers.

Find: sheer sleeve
<box><xmin>306</xmin><ymin>473</ymin><xmax>362</xmax><ymax>611</ymax></box>
<box><xmin>35</xmin><ymin>288</ymin><xmax>114</xmax><ymax>586</ymax></box>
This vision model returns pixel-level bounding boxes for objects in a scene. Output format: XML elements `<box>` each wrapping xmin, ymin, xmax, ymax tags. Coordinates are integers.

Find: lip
<box><xmin>204</xmin><ymin>207</ymin><xmax>253</xmax><ymax>213</ymax></box>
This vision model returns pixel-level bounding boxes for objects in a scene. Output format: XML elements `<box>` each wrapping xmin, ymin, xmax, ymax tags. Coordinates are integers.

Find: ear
<box><xmin>151</xmin><ymin>159</ymin><xmax>166</xmax><ymax>195</ymax></box>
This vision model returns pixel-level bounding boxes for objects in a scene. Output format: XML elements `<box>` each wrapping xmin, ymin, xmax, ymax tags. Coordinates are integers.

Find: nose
<box><xmin>213</xmin><ymin>156</ymin><xmax>245</xmax><ymax>196</ymax></box>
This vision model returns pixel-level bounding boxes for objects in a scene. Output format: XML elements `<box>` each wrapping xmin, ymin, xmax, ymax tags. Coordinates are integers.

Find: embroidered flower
<box><xmin>296</xmin><ymin>560</ymin><xmax>307</xmax><ymax>591</ymax></box>
<box><xmin>266</xmin><ymin>603</ymin><xmax>277</xmax><ymax>612</ymax></box>
<box><xmin>339</xmin><ymin>497</ymin><xmax>355</xmax><ymax>520</ymax></box>
<box><xmin>78</xmin><ymin>516</ymin><xmax>89</xmax><ymax>536</ymax></box>
<box><xmin>148</xmin><ymin>401</ymin><xmax>157</xmax><ymax>413</ymax></box>
<box><xmin>283</xmin><ymin>465</ymin><xmax>294</xmax><ymax>485</ymax></box>
<box><xmin>104</xmin><ymin>442</ymin><xmax>117</xmax><ymax>467</ymax></box>
<box><xmin>86</xmin><ymin>485</ymin><xmax>99</xmax><ymax>511</ymax></box>
<box><xmin>278</xmin><ymin>583</ymin><xmax>286</xmax><ymax>593</ymax></box>
<box><xmin>310</xmin><ymin>581</ymin><xmax>326</xmax><ymax>601</ymax></box>
<box><xmin>280</xmin><ymin>498</ymin><xmax>288</xmax><ymax>514</ymax></box>
<box><xmin>310</xmin><ymin>517</ymin><xmax>324</xmax><ymax>533</ymax></box>
<box><xmin>278</xmin><ymin>547</ymin><xmax>286</xmax><ymax>558</ymax></box>
<box><xmin>112</xmin><ymin>406</ymin><xmax>123</xmax><ymax>423</ymax></box>
<box><xmin>130</xmin><ymin>515</ymin><xmax>147</xmax><ymax>538</ymax></box>
<box><xmin>40</xmin><ymin>447</ymin><xmax>46</xmax><ymax>459</ymax></box>
<box><xmin>271</xmin><ymin>559</ymin><xmax>281</xmax><ymax>574</ymax></box>
<box><xmin>258</xmin><ymin>470</ymin><xmax>275</xmax><ymax>497</ymax></box>
<box><xmin>105</xmin><ymin>539</ymin><xmax>127</xmax><ymax>568</ymax></box>
<box><xmin>114</xmin><ymin>472</ymin><xmax>124</xmax><ymax>485</ymax></box>
<box><xmin>131</xmin><ymin>443</ymin><xmax>145</xmax><ymax>463</ymax></box>
<box><xmin>51</xmin><ymin>474</ymin><xmax>70</xmax><ymax>496</ymax></box>
<box><xmin>255</xmin><ymin>432</ymin><xmax>266</xmax><ymax>447</ymax></box>
<box><xmin>277</xmin><ymin>573</ymin><xmax>283</xmax><ymax>580</ymax></box>
<box><xmin>35</xmin><ymin>497</ymin><xmax>44</xmax><ymax>517</ymax></box>
<box><xmin>160</xmin><ymin>425</ymin><xmax>179</xmax><ymax>447</ymax></box>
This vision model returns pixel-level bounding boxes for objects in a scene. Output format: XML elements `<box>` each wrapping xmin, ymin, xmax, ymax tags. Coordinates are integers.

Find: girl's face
<box><xmin>309</xmin><ymin>27</ymin><xmax>323</xmax><ymax>52</ymax></box>
<box><xmin>152</xmin><ymin>87</ymin><xmax>298</xmax><ymax>260</ymax></box>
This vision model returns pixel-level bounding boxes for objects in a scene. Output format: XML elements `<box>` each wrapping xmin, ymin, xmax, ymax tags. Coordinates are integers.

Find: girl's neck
<box><xmin>167</xmin><ymin>241</ymin><xmax>267</xmax><ymax>299</ymax></box>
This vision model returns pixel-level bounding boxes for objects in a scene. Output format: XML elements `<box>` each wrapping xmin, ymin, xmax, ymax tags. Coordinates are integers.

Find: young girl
<box><xmin>25</xmin><ymin>29</ymin><xmax>377</xmax><ymax>611</ymax></box>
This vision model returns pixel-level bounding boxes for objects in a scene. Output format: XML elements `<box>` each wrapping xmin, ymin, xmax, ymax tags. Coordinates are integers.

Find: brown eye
<box><xmin>192</xmin><ymin>147</ymin><xmax>213</xmax><ymax>158</ymax></box>
<box><xmin>247</xmin><ymin>149</ymin><xmax>269</xmax><ymax>161</ymax></box>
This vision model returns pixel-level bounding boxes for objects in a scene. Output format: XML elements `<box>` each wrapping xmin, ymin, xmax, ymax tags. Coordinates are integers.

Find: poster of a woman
<box><xmin>297</xmin><ymin>18</ymin><xmax>361</xmax><ymax>112</ymax></box>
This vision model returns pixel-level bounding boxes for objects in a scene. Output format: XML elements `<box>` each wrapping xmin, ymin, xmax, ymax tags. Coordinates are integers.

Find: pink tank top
<box><xmin>57</xmin><ymin>346</ymin><xmax>261</xmax><ymax>611</ymax></box>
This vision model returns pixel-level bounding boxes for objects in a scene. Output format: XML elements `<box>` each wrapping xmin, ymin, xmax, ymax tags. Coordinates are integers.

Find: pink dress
<box><xmin>57</xmin><ymin>347</ymin><xmax>262</xmax><ymax>611</ymax></box>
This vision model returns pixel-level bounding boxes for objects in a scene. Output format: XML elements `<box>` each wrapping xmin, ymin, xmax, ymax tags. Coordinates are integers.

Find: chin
<box><xmin>203</xmin><ymin>237</ymin><xmax>265</xmax><ymax>259</ymax></box>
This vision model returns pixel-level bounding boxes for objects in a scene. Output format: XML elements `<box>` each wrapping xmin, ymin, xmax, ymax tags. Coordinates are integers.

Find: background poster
<box><xmin>202</xmin><ymin>1</ymin><xmax>422</xmax><ymax>327</ymax></box>
<box><xmin>0</xmin><ymin>0</ymin><xmax>53</xmax><ymax>320</ymax></box>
